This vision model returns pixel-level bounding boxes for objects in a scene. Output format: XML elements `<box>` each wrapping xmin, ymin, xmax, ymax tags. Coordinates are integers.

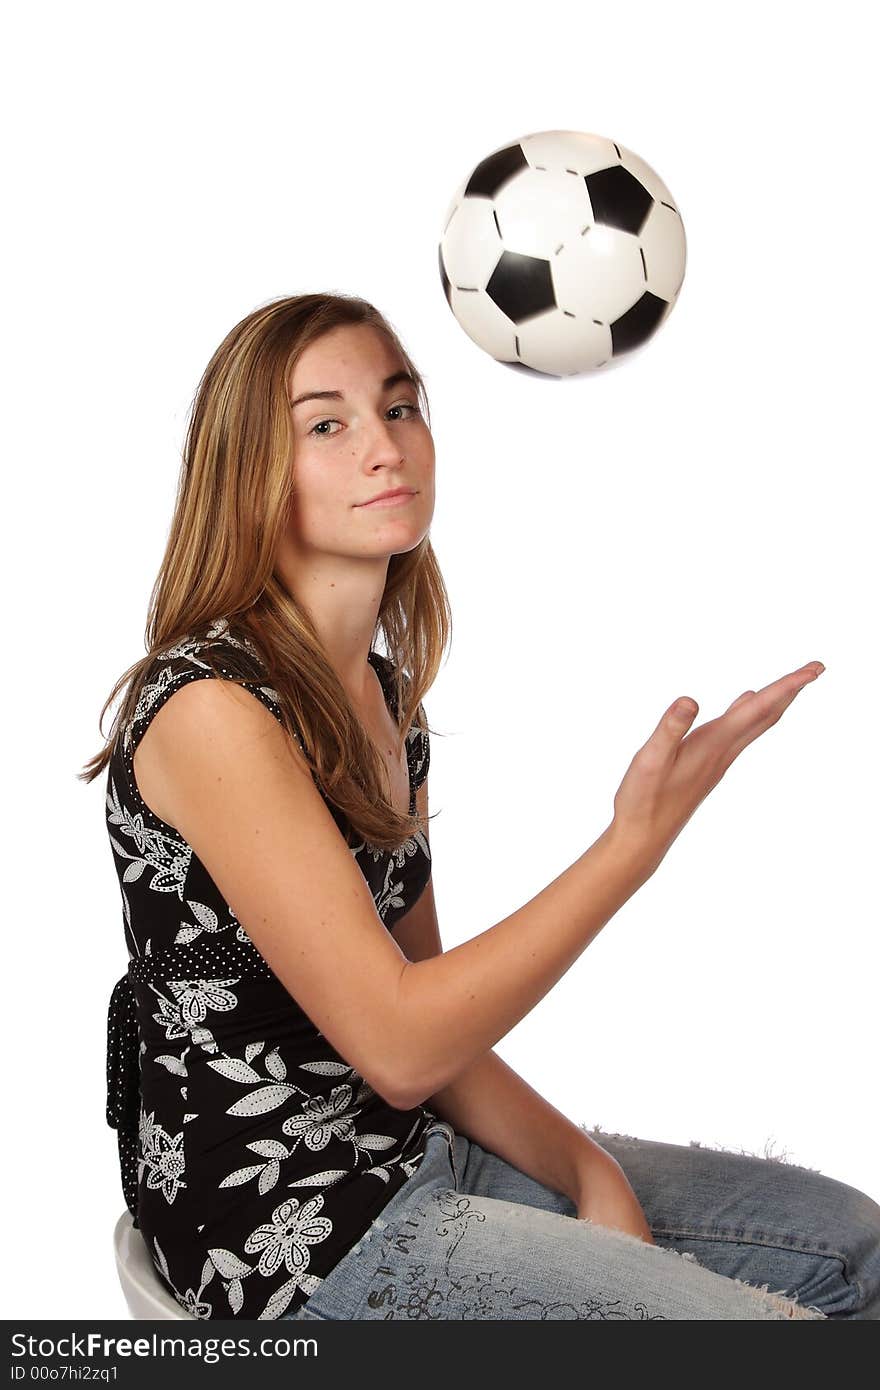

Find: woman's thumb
<box><xmin>650</xmin><ymin>698</ymin><xmax>698</xmax><ymax>750</ymax></box>
<box><xmin>671</xmin><ymin>699</ymin><xmax>698</xmax><ymax>723</ymax></box>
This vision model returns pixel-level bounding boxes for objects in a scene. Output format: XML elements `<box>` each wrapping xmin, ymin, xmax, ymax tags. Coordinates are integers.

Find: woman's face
<box><xmin>284</xmin><ymin>323</ymin><xmax>435</xmax><ymax>562</ymax></box>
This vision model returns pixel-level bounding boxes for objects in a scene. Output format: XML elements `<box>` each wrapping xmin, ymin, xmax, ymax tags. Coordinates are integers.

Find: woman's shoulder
<box><xmin>129</xmin><ymin>616</ymin><xmax>281</xmax><ymax>740</ymax></box>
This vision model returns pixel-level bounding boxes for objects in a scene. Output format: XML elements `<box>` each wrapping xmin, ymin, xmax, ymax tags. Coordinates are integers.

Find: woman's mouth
<box><xmin>358</xmin><ymin>491</ymin><xmax>417</xmax><ymax>509</ymax></box>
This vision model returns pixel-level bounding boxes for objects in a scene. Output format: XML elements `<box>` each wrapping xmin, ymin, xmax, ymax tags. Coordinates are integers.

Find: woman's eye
<box><xmin>308</xmin><ymin>402</ymin><xmax>420</xmax><ymax>438</ymax></box>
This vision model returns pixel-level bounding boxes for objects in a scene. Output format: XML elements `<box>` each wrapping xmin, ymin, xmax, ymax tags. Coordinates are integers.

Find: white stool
<box><xmin>112</xmin><ymin>1211</ymin><xmax>194</xmax><ymax>1320</ymax></box>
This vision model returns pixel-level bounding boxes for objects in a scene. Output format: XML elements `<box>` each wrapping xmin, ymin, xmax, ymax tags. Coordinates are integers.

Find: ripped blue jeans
<box><xmin>285</xmin><ymin>1121</ymin><xmax>880</xmax><ymax>1320</ymax></box>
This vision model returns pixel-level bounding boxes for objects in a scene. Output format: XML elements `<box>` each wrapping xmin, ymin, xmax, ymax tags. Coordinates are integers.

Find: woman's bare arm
<box><xmin>393</xmin><ymin>660</ymin><xmax>824</xmax><ymax>1105</ymax></box>
<box><xmin>146</xmin><ymin>657</ymin><xmax>823</xmax><ymax>1111</ymax></box>
<box><xmin>394</xmin><ymin>824</ymin><xmax>645</xmax><ymax>1104</ymax></box>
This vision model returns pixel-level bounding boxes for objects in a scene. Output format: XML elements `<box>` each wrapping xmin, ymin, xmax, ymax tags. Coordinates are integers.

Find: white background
<box><xmin>5</xmin><ymin>0</ymin><xmax>877</xmax><ymax>1319</ymax></box>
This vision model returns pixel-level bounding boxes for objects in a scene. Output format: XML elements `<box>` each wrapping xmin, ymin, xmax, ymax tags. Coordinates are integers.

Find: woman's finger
<box><xmin>721</xmin><ymin>663</ymin><xmax>824</xmax><ymax>760</ymax></box>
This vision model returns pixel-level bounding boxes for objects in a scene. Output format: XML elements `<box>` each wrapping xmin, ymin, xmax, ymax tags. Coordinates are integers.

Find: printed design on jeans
<box><xmin>359</xmin><ymin>1188</ymin><xmax>668</xmax><ymax>1320</ymax></box>
<box><xmin>366</xmin><ymin>1262</ymin><xmax>668</xmax><ymax>1320</ymax></box>
<box><xmin>430</xmin><ymin>1188</ymin><xmax>489</xmax><ymax>1265</ymax></box>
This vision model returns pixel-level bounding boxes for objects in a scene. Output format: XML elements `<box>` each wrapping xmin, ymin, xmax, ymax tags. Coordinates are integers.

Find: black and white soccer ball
<box><xmin>438</xmin><ymin>130</ymin><xmax>687</xmax><ymax>377</ymax></box>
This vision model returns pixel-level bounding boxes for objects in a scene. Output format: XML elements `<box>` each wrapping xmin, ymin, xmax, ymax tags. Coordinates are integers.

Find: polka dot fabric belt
<box><xmin>105</xmin><ymin>935</ymin><xmax>276</xmax><ymax>1224</ymax></box>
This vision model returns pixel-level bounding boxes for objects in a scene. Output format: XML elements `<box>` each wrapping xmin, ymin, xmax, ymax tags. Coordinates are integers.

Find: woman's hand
<box><xmin>574</xmin><ymin>1147</ymin><xmax>655</xmax><ymax>1245</ymax></box>
<box><xmin>609</xmin><ymin>660</ymin><xmax>826</xmax><ymax>880</ymax></box>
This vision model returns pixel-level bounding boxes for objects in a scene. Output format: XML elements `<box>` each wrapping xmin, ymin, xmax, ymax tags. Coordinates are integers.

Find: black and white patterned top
<box><xmin>104</xmin><ymin>616</ymin><xmax>439</xmax><ymax>1320</ymax></box>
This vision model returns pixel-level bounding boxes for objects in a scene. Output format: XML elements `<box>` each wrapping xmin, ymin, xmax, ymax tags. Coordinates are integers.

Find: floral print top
<box><xmin>104</xmin><ymin>617</ymin><xmax>438</xmax><ymax>1319</ymax></box>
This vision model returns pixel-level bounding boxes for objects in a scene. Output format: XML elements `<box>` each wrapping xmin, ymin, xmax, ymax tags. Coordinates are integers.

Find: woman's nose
<box><xmin>362</xmin><ymin>417</ymin><xmax>404</xmax><ymax>461</ymax></box>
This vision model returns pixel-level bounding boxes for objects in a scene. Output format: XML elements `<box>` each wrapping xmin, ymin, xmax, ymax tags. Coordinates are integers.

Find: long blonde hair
<box><xmin>79</xmin><ymin>292</ymin><xmax>452</xmax><ymax>851</ymax></box>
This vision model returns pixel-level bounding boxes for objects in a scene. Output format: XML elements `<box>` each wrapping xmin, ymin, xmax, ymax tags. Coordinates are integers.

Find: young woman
<box><xmin>86</xmin><ymin>293</ymin><xmax>879</xmax><ymax>1321</ymax></box>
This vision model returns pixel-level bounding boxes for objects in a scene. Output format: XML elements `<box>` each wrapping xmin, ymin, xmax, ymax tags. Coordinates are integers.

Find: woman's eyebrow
<box><xmin>290</xmin><ymin>371</ymin><xmax>416</xmax><ymax>408</ymax></box>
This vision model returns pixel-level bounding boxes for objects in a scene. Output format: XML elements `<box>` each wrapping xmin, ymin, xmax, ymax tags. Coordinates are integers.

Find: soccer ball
<box><xmin>438</xmin><ymin>130</ymin><xmax>687</xmax><ymax>377</ymax></box>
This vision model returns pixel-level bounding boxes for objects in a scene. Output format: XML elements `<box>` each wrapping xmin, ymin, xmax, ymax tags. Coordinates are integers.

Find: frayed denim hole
<box><xmin>687</xmin><ymin>1135</ymin><xmax>823</xmax><ymax>1174</ymax></box>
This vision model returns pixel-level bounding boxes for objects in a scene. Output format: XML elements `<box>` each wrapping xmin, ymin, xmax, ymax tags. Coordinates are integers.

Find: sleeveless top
<box><xmin>104</xmin><ymin>616</ymin><xmax>445</xmax><ymax>1320</ymax></box>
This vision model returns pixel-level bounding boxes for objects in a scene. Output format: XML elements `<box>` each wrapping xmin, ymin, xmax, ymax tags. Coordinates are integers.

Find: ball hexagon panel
<box><xmin>439</xmin><ymin>247</ymin><xmax>522</xmax><ymax>363</ymax></box>
<box><xmin>639</xmin><ymin>201</ymin><xmax>686</xmax><ymax>301</ymax></box>
<box><xmin>552</xmin><ymin>223</ymin><xmax>645</xmax><ymax>326</ymax></box>
<box><xmin>513</xmin><ymin>308</ymin><xmax>611</xmax><ymax>376</ymax></box>
<box><xmin>491</xmin><ymin>166</ymin><xmax>593</xmax><ymax>260</ymax></box>
<box><xmin>519</xmin><ymin>129</ymin><xmax>622</xmax><ymax>178</ymax></box>
<box><xmin>440</xmin><ymin>194</ymin><xmax>504</xmax><ymax>290</ymax></box>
